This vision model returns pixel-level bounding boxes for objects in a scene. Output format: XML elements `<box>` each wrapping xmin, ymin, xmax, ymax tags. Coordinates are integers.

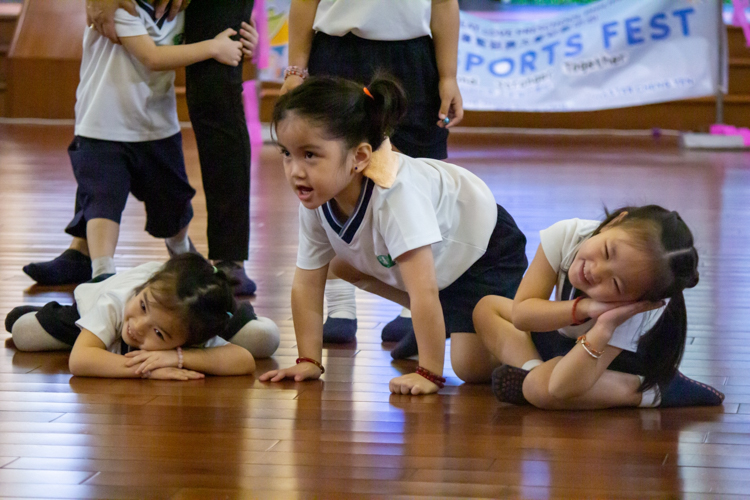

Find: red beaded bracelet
<box><xmin>571</xmin><ymin>296</ymin><xmax>587</xmax><ymax>326</ymax></box>
<box><xmin>416</xmin><ymin>366</ymin><xmax>446</xmax><ymax>389</ymax></box>
<box><xmin>296</xmin><ymin>357</ymin><xmax>325</xmax><ymax>374</ymax></box>
<box><xmin>284</xmin><ymin>65</ymin><xmax>309</xmax><ymax>81</ymax></box>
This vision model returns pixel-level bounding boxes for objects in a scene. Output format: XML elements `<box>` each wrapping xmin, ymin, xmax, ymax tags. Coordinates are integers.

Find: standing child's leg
<box><xmin>22</xmin><ymin>237</ymin><xmax>92</xmax><ymax>285</ymax></box>
<box><xmin>86</xmin><ymin>218</ymin><xmax>119</xmax><ymax>279</ymax></box>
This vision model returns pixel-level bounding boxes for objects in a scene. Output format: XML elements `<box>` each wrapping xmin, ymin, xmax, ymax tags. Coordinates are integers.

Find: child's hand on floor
<box><xmin>389</xmin><ymin>373</ymin><xmax>439</xmax><ymax>395</ymax></box>
<box><xmin>125</xmin><ymin>349</ymin><xmax>179</xmax><ymax>375</ymax></box>
<box><xmin>259</xmin><ymin>362</ymin><xmax>322</xmax><ymax>383</ymax></box>
<box><xmin>212</xmin><ymin>29</ymin><xmax>243</xmax><ymax>66</ymax></box>
<box><xmin>143</xmin><ymin>367</ymin><xmax>204</xmax><ymax>380</ymax></box>
<box><xmin>240</xmin><ymin>19</ymin><xmax>259</xmax><ymax>58</ymax></box>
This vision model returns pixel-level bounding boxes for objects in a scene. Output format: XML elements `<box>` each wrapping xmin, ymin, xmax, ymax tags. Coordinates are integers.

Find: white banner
<box><xmin>458</xmin><ymin>0</ymin><xmax>726</xmax><ymax>111</ymax></box>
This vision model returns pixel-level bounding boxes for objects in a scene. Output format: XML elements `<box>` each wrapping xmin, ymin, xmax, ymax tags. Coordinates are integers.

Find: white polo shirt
<box><xmin>75</xmin><ymin>262</ymin><xmax>228</xmax><ymax>354</ymax></box>
<box><xmin>74</xmin><ymin>1</ymin><xmax>185</xmax><ymax>142</ymax></box>
<box><xmin>539</xmin><ymin>218</ymin><xmax>667</xmax><ymax>352</ymax></box>
<box><xmin>312</xmin><ymin>0</ymin><xmax>432</xmax><ymax>41</ymax></box>
<box><xmin>297</xmin><ymin>153</ymin><xmax>498</xmax><ymax>291</ymax></box>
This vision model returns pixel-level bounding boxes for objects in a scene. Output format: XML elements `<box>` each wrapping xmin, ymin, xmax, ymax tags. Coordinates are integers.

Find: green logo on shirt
<box><xmin>377</xmin><ymin>255</ymin><xmax>395</xmax><ymax>268</ymax></box>
<box><xmin>173</xmin><ymin>33</ymin><xmax>184</xmax><ymax>46</ymax></box>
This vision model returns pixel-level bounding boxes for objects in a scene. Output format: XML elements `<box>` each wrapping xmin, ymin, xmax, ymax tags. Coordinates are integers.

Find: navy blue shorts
<box><xmin>531</xmin><ymin>330</ymin><xmax>647</xmax><ymax>375</ymax></box>
<box><xmin>308</xmin><ymin>32</ymin><xmax>448</xmax><ymax>160</ymax></box>
<box><xmin>439</xmin><ymin>205</ymin><xmax>528</xmax><ymax>335</ymax></box>
<box><xmin>65</xmin><ymin>134</ymin><xmax>195</xmax><ymax>239</ymax></box>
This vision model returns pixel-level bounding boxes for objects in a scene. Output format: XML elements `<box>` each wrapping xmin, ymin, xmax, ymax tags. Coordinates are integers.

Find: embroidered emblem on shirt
<box><xmin>377</xmin><ymin>255</ymin><xmax>395</xmax><ymax>268</ymax></box>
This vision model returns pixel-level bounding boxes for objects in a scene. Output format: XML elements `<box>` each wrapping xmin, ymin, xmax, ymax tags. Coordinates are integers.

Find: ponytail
<box><xmin>271</xmin><ymin>74</ymin><xmax>407</xmax><ymax>151</ymax></box>
<box><xmin>598</xmin><ymin>205</ymin><xmax>700</xmax><ymax>392</ymax></box>
<box><xmin>636</xmin><ymin>292</ymin><xmax>687</xmax><ymax>391</ymax></box>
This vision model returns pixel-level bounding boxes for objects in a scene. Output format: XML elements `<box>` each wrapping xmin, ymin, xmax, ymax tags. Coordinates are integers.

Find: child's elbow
<box><xmin>68</xmin><ymin>351</ymin><xmax>85</xmax><ymax>376</ymax></box>
<box><xmin>244</xmin><ymin>353</ymin><xmax>256</xmax><ymax>375</ymax></box>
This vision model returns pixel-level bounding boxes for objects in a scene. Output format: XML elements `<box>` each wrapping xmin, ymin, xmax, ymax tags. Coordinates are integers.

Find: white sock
<box><xmin>325</xmin><ymin>279</ymin><xmax>357</xmax><ymax>320</ymax></box>
<box><xmin>165</xmin><ymin>232</ymin><xmax>190</xmax><ymax>255</ymax></box>
<box><xmin>521</xmin><ymin>359</ymin><xmax>543</xmax><ymax>371</ymax></box>
<box><xmin>399</xmin><ymin>308</ymin><xmax>411</xmax><ymax>318</ymax></box>
<box><xmin>91</xmin><ymin>256</ymin><xmax>115</xmax><ymax>278</ymax></box>
<box><xmin>638</xmin><ymin>376</ymin><xmax>662</xmax><ymax>407</ymax></box>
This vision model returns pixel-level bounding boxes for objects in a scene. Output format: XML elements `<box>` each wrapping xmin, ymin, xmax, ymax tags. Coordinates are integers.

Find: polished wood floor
<box><xmin>0</xmin><ymin>123</ymin><xmax>749</xmax><ymax>499</ymax></box>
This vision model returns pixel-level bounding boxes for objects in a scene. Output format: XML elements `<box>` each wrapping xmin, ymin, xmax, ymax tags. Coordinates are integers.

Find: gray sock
<box><xmin>11</xmin><ymin>313</ymin><xmax>71</xmax><ymax>351</ymax></box>
<box><xmin>227</xmin><ymin>316</ymin><xmax>280</xmax><ymax>359</ymax></box>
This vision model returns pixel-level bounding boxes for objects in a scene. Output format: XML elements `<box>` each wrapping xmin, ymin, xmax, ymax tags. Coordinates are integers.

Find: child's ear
<box><xmin>352</xmin><ymin>142</ymin><xmax>372</xmax><ymax>173</ymax></box>
<box><xmin>601</xmin><ymin>211</ymin><xmax>628</xmax><ymax>231</ymax></box>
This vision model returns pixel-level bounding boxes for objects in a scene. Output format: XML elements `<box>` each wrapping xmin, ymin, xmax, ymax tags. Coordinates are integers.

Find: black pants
<box><xmin>185</xmin><ymin>0</ymin><xmax>254</xmax><ymax>261</ymax></box>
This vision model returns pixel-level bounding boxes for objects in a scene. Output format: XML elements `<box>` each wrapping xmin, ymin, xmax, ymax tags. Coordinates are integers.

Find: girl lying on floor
<box><xmin>6</xmin><ymin>254</ymin><xmax>279</xmax><ymax>379</ymax></box>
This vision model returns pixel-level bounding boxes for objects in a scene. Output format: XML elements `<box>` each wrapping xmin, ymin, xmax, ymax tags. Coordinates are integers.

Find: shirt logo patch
<box><xmin>377</xmin><ymin>255</ymin><xmax>395</xmax><ymax>268</ymax></box>
<box><xmin>173</xmin><ymin>33</ymin><xmax>184</xmax><ymax>46</ymax></box>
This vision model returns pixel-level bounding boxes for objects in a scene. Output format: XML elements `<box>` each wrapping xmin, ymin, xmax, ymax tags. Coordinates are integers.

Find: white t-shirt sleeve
<box><xmin>296</xmin><ymin>204</ymin><xmax>336</xmax><ymax>270</ymax></box>
<box><xmin>377</xmin><ymin>183</ymin><xmax>442</xmax><ymax>261</ymax></box>
<box><xmin>608</xmin><ymin>305</ymin><xmax>667</xmax><ymax>352</ymax></box>
<box><xmin>197</xmin><ymin>336</ymin><xmax>230</xmax><ymax>348</ymax></box>
<box><xmin>75</xmin><ymin>293</ymin><xmax>123</xmax><ymax>350</ymax></box>
<box><xmin>539</xmin><ymin>219</ymin><xmax>588</xmax><ymax>273</ymax></box>
<box><xmin>114</xmin><ymin>9</ymin><xmax>149</xmax><ymax>38</ymax></box>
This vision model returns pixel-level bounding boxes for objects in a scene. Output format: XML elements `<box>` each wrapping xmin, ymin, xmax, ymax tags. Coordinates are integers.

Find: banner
<box><xmin>458</xmin><ymin>0</ymin><xmax>727</xmax><ymax>111</ymax></box>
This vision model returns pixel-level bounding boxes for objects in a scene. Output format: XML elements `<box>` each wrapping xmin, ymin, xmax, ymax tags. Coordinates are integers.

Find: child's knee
<box><xmin>11</xmin><ymin>314</ymin><xmax>70</xmax><ymax>352</ymax></box>
<box><xmin>522</xmin><ymin>362</ymin><xmax>561</xmax><ymax>409</ymax></box>
<box><xmin>228</xmin><ymin>317</ymin><xmax>280</xmax><ymax>359</ymax></box>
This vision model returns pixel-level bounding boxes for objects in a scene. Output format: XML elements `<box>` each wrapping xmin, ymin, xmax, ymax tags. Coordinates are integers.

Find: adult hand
<box><xmin>389</xmin><ymin>373</ymin><xmax>439</xmax><ymax>395</ymax></box>
<box><xmin>212</xmin><ymin>29</ymin><xmax>243</xmax><ymax>66</ymax></box>
<box><xmin>86</xmin><ymin>0</ymin><xmax>137</xmax><ymax>44</ymax></box>
<box><xmin>124</xmin><ymin>349</ymin><xmax>179</xmax><ymax>374</ymax></box>
<box><xmin>259</xmin><ymin>362</ymin><xmax>322</xmax><ymax>382</ymax></box>
<box><xmin>240</xmin><ymin>19</ymin><xmax>259</xmax><ymax>59</ymax></box>
<box><xmin>154</xmin><ymin>0</ymin><xmax>187</xmax><ymax>22</ymax></box>
<box><xmin>437</xmin><ymin>77</ymin><xmax>464</xmax><ymax>128</ymax></box>
<box><xmin>280</xmin><ymin>75</ymin><xmax>304</xmax><ymax>95</ymax></box>
<box><xmin>596</xmin><ymin>300</ymin><xmax>665</xmax><ymax>332</ymax></box>
<box><xmin>145</xmin><ymin>367</ymin><xmax>204</xmax><ymax>380</ymax></box>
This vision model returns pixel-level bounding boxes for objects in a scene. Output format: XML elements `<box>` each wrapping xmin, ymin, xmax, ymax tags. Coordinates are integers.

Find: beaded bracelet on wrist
<box><xmin>176</xmin><ymin>347</ymin><xmax>184</xmax><ymax>369</ymax></box>
<box><xmin>296</xmin><ymin>357</ymin><xmax>325</xmax><ymax>374</ymax></box>
<box><xmin>284</xmin><ymin>65</ymin><xmax>309</xmax><ymax>81</ymax></box>
<box><xmin>416</xmin><ymin>366</ymin><xmax>446</xmax><ymax>388</ymax></box>
<box><xmin>576</xmin><ymin>335</ymin><xmax>604</xmax><ymax>359</ymax></box>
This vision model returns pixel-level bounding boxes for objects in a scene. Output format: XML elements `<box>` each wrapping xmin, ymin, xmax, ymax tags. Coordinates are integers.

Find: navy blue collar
<box><xmin>321</xmin><ymin>178</ymin><xmax>374</xmax><ymax>244</ymax></box>
<box><xmin>135</xmin><ymin>0</ymin><xmax>171</xmax><ymax>28</ymax></box>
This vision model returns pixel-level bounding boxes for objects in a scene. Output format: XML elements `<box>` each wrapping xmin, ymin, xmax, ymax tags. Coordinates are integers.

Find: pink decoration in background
<box><xmin>710</xmin><ymin>123</ymin><xmax>750</xmax><ymax>146</ymax></box>
<box><xmin>243</xmin><ymin>0</ymin><xmax>270</xmax><ymax>166</ymax></box>
<box><xmin>732</xmin><ymin>0</ymin><xmax>750</xmax><ymax>47</ymax></box>
<box><xmin>252</xmin><ymin>0</ymin><xmax>269</xmax><ymax>69</ymax></box>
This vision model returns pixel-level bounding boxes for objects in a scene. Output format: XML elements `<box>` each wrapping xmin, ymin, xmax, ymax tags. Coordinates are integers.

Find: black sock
<box><xmin>23</xmin><ymin>249</ymin><xmax>92</xmax><ymax>286</ymax></box>
<box><xmin>390</xmin><ymin>330</ymin><xmax>418</xmax><ymax>360</ymax></box>
<box><xmin>5</xmin><ymin>306</ymin><xmax>43</xmax><ymax>333</ymax></box>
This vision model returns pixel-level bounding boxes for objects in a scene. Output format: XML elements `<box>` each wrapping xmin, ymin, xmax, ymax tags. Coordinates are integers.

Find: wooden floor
<box><xmin>1</xmin><ymin>124</ymin><xmax>749</xmax><ymax>499</ymax></box>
